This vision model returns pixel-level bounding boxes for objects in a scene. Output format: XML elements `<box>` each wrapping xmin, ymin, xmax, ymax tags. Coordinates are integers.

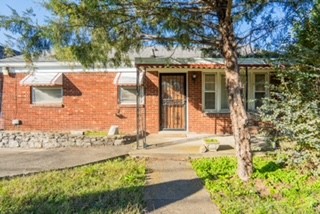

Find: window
<box><xmin>204</xmin><ymin>74</ymin><xmax>216</xmax><ymax>110</ymax></box>
<box><xmin>254</xmin><ymin>74</ymin><xmax>266</xmax><ymax>109</ymax></box>
<box><xmin>203</xmin><ymin>72</ymin><xmax>270</xmax><ymax>112</ymax></box>
<box><xmin>220</xmin><ymin>75</ymin><xmax>229</xmax><ymax>111</ymax></box>
<box><xmin>119</xmin><ymin>86</ymin><xmax>144</xmax><ymax>105</ymax></box>
<box><xmin>32</xmin><ymin>87</ymin><xmax>63</xmax><ymax>105</ymax></box>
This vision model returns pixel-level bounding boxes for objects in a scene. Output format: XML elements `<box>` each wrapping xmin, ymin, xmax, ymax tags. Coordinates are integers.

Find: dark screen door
<box><xmin>160</xmin><ymin>74</ymin><xmax>186</xmax><ymax>130</ymax></box>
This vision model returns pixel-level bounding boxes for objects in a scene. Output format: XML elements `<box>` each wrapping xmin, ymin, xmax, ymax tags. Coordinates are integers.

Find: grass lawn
<box><xmin>0</xmin><ymin>158</ymin><xmax>146</xmax><ymax>214</ymax></box>
<box><xmin>192</xmin><ymin>156</ymin><xmax>320</xmax><ymax>214</ymax></box>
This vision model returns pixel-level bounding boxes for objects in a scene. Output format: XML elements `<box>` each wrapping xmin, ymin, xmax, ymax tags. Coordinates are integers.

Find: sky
<box><xmin>0</xmin><ymin>1</ymin><xmax>305</xmax><ymax>53</ymax></box>
<box><xmin>0</xmin><ymin>0</ymin><xmax>49</xmax><ymax>47</ymax></box>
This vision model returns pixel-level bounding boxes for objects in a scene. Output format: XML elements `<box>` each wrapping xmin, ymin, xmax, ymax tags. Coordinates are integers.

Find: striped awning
<box><xmin>113</xmin><ymin>72</ymin><xmax>144</xmax><ymax>86</ymax></box>
<box><xmin>20</xmin><ymin>72</ymin><xmax>63</xmax><ymax>86</ymax></box>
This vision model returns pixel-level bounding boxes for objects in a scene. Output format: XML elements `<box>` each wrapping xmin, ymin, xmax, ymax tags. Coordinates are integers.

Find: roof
<box><xmin>0</xmin><ymin>54</ymin><xmax>57</xmax><ymax>63</ymax></box>
<box><xmin>0</xmin><ymin>47</ymin><xmax>201</xmax><ymax>64</ymax></box>
<box><xmin>0</xmin><ymin>46</ymin><xmax>21</xmax><ymax>59</ymax></box>
<box><xmin>20</xmin><ymin>72</ymin><xmax>63</xmax><ymax>86</ymax></box>
<box><xmin>0</xmin><ymin>47</ymin><xmax>271</xmax><ymax>69</ymax></box>
<box><xmin>135</xmin><ymin>57</ymin><xmax>270</xmax><ymax>69</ymax></box>
<box><xmin>131</xmin><ymin>47</ymin><xmax>202</xmax><ymax>59</ymax></box>
<box><xmin>135</xmin><ymin>57</ymin><xmax>268</xmax><ymax>65</ymax></box>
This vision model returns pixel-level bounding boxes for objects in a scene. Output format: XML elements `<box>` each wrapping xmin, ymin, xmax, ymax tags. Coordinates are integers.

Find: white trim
<box><xmin>203</xmin><ymin>72</ymin><xmax>231</xmax><ymax>113</ymax></box>
<box><xmin>249</xmin><ymin>71</ymin><xmax>270</xmax><ymax>110</ymax></box>
<box><xmin>32</xmin><ymin>86</ymin><xmax>63</xmax><ymax>105</ymax></box>
<box><xmin>119</xmin><ymin>86</ymin><xmax>144</xmax><ymax>105</ymax></box>
<box><xmin>186</xmin><ymin>72</ymin><xmax>189</xmax><ymax>132</ymax></box>
<box><xmin>219</xmin><ymin>74</ymin><xmax>230</xmax><ymax>112</ymax></box>
<box><xmin>20</xmin><ymin>72</ymin><xmax>63</xmax><ymax>86</ymax></box>
<box><xmin>202</xmin><ymin>72</ymin><xmax>218</xmax><ymax>113</ymax></box>
<box><xmin>0</xmin><ymin>60</ymin><xmax>136</xmax><ymax>68</ymax></box>
<box><xmin>113</xmin><ymin>73</ymin><xmax>121</xmax><ymax>85</ymax></box>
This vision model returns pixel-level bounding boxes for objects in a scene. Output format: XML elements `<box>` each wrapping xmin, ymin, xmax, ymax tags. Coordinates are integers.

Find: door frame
<box><xmin>159</xmin><ymin>73</ymin><xmax>187</xmax><ymax>131</ymax></box>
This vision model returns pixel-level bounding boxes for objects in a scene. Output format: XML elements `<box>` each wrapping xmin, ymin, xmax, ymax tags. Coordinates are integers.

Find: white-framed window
<box><xmin>203</xmin><ymin>71</ymin><xmax>270</xmax><ymax>113</ymax></box>
<box><xmin>119</xmin><ymin>86</ymin><xmax>144</xmax><ymax>105</ymax></box>
<box><xmin>220</xmin><ymin>74</ymin><xmax>229</xmax><ymax>111</ymax></box>
<box><xmin>203</xmin><ymin>73</ymin><xmax>229</xmax><ymax>113</ymax></box>
<box><xmin>254</xmin><ymin>73</ymin><xmax>267</xmax><ymax>109</ymax></box>
<box><xmin>32</xmin><ymin>87</ymin><xmax>63</xmax><ymax>105</ymax></box>
<box><xmin>203</xmin><ymin>72</ymin><xmax>248</xmax><ymax>113</ymax></box>
<box><xmin>203</xmin><ymin>74</ymin><xmax>216</xmax><ymax>111</ymax></box>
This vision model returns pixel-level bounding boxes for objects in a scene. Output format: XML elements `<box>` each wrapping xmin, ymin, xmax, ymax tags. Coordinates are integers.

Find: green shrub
<box><xmin>259</xmin><ymin>65</ymin><xmax>320</xmax><ymax>175</ymax></box>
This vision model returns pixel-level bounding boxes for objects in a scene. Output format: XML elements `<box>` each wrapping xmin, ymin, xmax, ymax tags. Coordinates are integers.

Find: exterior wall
<box><xmin>1</xmin><ymin>72</ymin><xmax>137</xmax><ymax>134</ymax></box>
<box><xmin>145</xmin><ymin>71</ymin><xmax>160</xmax><ymax>133</ymax></box>
<box><xmin>1</xmin><ymin>69</ymin><xmax>247</xmax><ymax>135</ymax></box>
<box><xmin>143</xmin><ymin>69</ymin><xmax>232</xmax><ymax>134</ymax></box>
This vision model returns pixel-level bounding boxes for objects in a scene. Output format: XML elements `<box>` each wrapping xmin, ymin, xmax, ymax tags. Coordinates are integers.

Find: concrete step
<box><xmin>144</xmin><ymin>134</ymin><xmax>220</xmax><ymax>149</ymax></box>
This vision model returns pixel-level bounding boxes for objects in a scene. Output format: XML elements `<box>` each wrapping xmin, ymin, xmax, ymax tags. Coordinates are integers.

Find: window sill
<box><xmin>31</xmin><ymin>103</ymin><xmax>64</xmax><ymax>108</ymax></box>
<box><xmin>203</xmin><ymin>111</ymin><xmax>230</xmax><ymax>115</ymax></box>
<box><xmin>119</xmin><ymin>103</ymin><xmax>145</xmax><ymax>108</ymax></box>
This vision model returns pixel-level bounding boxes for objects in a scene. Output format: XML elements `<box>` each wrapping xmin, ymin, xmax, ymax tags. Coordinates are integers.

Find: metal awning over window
<box><xmin>113</xmin><ymin>72</ymin><xmax>144</xmax><ymax>86</ymax></box>
<box><xmin>20</xmin><ymin>72</ymin><xmax>63</xmax><ymax>86</ymax></box>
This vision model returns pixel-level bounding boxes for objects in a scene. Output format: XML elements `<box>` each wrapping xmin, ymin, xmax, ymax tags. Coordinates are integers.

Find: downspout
<box><xmin>143</xmin><ymin>70</ymin><xmax>146</xmax><ymax>149</ymax></box>
<box><xmin>245</xmin><ymin>66</ymin><xmax>248</xmax><ymax>111</ymax></box>
<box><xmin>136</xmin><ymin>65</ymin><xmax>140</xmax><ymax>149</ymax></box>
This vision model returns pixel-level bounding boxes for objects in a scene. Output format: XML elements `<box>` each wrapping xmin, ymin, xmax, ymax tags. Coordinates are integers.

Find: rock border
<box><xmin>0</xmin><ymin>131</ymin><xmax>135</xmax><ymax>149</ymax></box>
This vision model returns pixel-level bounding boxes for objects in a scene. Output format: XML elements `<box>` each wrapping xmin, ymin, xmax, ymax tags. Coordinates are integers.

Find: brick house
<box><xmin>0</xmin><ymin>48</ymin><xmax>272</xmax><ymax>135</ymax></box>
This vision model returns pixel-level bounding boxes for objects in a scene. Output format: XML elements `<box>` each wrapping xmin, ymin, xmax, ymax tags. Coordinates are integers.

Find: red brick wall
<box><xmin>145</xmin><ymin>71</ymin><xmax>160</xmax><ymax>133</ymax></box>
<box><xmin>1</xmin><ymin>71</ymin><xmax>232</xmax><ymax>134</ymax></box>
<box><xmin>143</xmin><ymin>70</ymin><xmax>231</xmax><ymax>134</ymax></box>
<box><xmin>1</xmin><ymin>72</ymin><xmax>137</xmax><ymax>134</ymax></box>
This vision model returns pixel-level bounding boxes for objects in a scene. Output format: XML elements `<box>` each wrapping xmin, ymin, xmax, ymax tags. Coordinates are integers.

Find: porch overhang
<box><xmin>20</xmin><ymin>72</ymin><xmax>63</xmax><ymax>86</ymax></box>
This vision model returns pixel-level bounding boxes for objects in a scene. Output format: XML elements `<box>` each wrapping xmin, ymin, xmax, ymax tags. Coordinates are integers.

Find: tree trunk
<box><xmin>217</xmin><ymin>0</ymin><xmax>253</xmax><ymax>181</ymax></box>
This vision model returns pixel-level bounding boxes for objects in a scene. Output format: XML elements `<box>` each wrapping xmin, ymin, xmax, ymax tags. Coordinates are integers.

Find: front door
<box><xmin>160</xmin><ymin>74</ymin><xmax>186</xmax><ymax>130</ymax></box>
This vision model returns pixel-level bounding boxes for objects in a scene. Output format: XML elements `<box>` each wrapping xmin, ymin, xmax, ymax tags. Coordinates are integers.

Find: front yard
<box><xmin>192</xmin><ymin>156</ymin><xmax>320</xmax><ymax>214</ymax></box>
<box><xmin>0</xmin><ymin>158</ymin><xmax>146</xmax><ymax>214</ymax></box>
<box><xmin>1</xmin><ymin>155</ymin><xmax>319</xmax><ymax>213</ymax></box>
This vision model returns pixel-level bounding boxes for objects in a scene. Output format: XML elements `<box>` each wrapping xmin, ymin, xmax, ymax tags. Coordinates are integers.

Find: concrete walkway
<box><xmin>144</xmin><ymin>159</ymin><xmax>220</xmax><ymax>214</ymax></box>
<box><xmin>0</xmin><ymin>145</ymin><xmax>131</xmax><ymax>178</ymax></box>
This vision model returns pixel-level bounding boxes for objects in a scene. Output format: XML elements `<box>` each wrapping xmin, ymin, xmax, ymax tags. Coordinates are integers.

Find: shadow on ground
<box><xmin>144</xmin><ymin>178</ymin><xmax>203</xmax><ymax>212</ymax></box>
<box><xmin>218</xmin><ymin>145</ymin><xmax>234</xmax><ymax>151</ymax></box>
<box><xmin>1</xmin><ymin>178</ymin><xmax>202</xmax><ymax>213</ymax></box>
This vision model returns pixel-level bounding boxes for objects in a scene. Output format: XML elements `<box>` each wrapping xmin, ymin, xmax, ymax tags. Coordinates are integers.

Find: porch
<box><xmin>130</xmin><ymin>133</ymin><xmax>271</xmax><ymax>159</ymax></box>
<box><xmin>134</xmin><ymin>57</ymin><xmax>273</xmax><ymax>139</ymax></box>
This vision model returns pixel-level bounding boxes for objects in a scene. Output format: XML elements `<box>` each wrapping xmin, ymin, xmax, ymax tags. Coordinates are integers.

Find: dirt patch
<box><xmin>255</xmin><ymin>179</ymin><xmax>270</xmax><ymax>198</ymax></box>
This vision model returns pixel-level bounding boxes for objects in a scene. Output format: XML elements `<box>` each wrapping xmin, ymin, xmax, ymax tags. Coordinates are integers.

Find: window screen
<box><xmin>204</xmin><ymin>74</ymin><xmax>215</xmax><ymax>110</ymax></box>
<box><xmin>119</xmin><ymin>87</ymin><xmax>144</xmax><ymax>104</ymax></box>
<box><xmin>32</xmin><ymin>87</ymin><xmax>63</xmax><ymax>104</ymax></box>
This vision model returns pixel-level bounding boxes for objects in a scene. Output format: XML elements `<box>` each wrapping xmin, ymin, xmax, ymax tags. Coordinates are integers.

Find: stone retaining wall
<box><xmin>0</xmin><ymin>132</ymin><xmax>134</xmax><ymax>149</ymax></box>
